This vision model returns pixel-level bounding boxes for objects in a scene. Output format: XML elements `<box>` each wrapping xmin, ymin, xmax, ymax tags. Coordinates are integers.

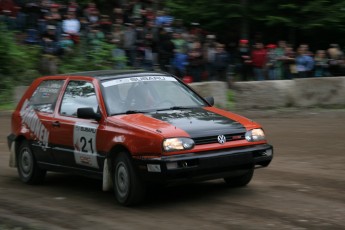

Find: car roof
<box><xmin>59</xmin><ymin>70</ymin><xmax>172</xmax><ymax>81</ymax></box>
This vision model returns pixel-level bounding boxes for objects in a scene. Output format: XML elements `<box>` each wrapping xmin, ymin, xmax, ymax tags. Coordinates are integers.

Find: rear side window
<box><xmin>29</xmin><ymin>80</ymin><xmax>64</xmax><ymax>113</ymax></box>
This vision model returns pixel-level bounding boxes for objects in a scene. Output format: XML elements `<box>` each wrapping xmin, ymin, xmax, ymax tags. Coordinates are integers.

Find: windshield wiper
<box><xmin>110</xmin><ymin>110</ymin><xmax>148</xmax><ymax>115</ymax></box>
<box><xmin>124</xmin><ymin>110</ymin><xmax>148</xmax><ymax>114</ymax></box>
<box><xmin>156</xmin><ymin>106</ymin><xmax>197</xmax><ymax>111</ymax></box>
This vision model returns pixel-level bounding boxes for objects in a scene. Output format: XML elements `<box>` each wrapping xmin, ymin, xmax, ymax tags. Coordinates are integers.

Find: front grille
<box><xmin>193</xmin><ymin>133</ymin><xmax>245</xmax><ymax>145</ymax></box>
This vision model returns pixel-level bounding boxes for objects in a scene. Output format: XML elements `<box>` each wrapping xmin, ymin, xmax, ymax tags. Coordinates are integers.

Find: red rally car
<box><xmin>7</xmin><ymin>70</ymin><xmax>273</xmax><ymax>205</ymax></box>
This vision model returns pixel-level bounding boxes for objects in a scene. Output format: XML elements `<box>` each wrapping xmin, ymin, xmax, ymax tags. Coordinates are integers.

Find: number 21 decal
<box><xmin>73</xmin><ymin>123</ymin><xmax>99</xmax><ymax>168</ymax></box>
<box><xmin>80</xmin><ymin>136</ymin><xmax>94</xmax><ymax>153</ymax></box>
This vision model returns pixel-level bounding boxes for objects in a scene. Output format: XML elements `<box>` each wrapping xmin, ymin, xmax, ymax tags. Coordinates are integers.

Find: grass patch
<box><xmin>0</xmin><ymin>103</ymin><xmax>15</xmax><ymax>111</ymax></box>
<box><xmin>226</xmin><ymin>89</ymin><xmax>235</xmax><ymax>109</ymax></box>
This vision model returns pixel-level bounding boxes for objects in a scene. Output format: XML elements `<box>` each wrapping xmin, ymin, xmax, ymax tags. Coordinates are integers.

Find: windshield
<box><xmin>101</xmin><ymin>75</ymin><xmax>207</xmax><ymax>115</ymax></box>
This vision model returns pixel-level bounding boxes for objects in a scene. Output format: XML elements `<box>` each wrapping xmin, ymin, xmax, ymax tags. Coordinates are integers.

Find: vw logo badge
<box><xmin>217</xmin><ymin>135</ymin><xmax>226</xmax><ymax>144</ymax></box>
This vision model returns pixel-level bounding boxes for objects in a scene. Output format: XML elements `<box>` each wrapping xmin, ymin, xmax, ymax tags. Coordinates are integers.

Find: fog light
<box><xmin>264</xmin><ymin>149</ymin><xmax>273</xmax><ymax>157</ymax></box>
<box><xmin>147</xmin><ymin>164</ymin><xmax>161</xmax><ymax>172</ymax></box>
<box><xmin>166</xmin><ymin>162</ymin><xmax>178</xmax><ymax>170</ymax></box>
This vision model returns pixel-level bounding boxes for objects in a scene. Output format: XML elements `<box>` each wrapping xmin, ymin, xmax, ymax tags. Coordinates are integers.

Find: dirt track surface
<box><xmin>1</xmin><ymin>109</ymin><xmax>345</xmax><ymax>229</ymax></box>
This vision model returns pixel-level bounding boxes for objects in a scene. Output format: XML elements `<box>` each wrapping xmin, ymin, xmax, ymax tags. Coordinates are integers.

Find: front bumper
<box><xmin>134</xmin><ymin>144</ymin><xmax>273</xmax><ymax>183</ymax></box>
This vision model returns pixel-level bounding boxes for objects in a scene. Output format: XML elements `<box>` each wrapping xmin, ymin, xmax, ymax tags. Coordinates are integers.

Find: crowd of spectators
<box><xmin>237</xmin><ymin>40</ymin><xmax>345</xmax><ymax>81</ymax></box>
<box><xmin>1</xmin><ymin>0</ymin><xmax>345</xmax><ymax>82</ymax></box>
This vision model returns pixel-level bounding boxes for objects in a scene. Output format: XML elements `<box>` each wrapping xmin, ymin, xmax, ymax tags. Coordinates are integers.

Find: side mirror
<box><xmin>77</xmin><ymin>107</ymin><xmax>102</xmax><ymax>121</ymax></box>
<box><xmin>204</xmin><ymin>96</ymin><xmax>214</xmax><ymax>106</ymax></box>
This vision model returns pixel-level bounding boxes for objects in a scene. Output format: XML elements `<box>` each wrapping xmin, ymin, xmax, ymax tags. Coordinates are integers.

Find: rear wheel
<box><xmin>224</xmin><ymin>168</ymin><xmax>254</xmax><ymax>187</ymax></box>
<box><xmin>113</xmin><ymin>152</ymin><xmax>146</xmax><ymax>206</ymax></box>
<box><xmin>17</xmin><ymin>140</ymin><xmax>46</xmax><ymax>184</ymax></box>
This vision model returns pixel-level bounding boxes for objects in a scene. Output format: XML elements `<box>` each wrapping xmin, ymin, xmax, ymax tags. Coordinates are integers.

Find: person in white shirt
<box><xmin>62</xmin><ymin>12</ymin><xmax>80</xmax><ymax>44</ymax></box>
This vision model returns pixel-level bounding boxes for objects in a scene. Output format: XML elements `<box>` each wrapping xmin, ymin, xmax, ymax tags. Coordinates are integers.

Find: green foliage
<box><xmin>0</xmin><ymin>22</ymin><xmax>40</xmax><ymax>103</ymax></box>
<box><xmin>58</xmin><ymin>38</ymin><xmax>119</xmax><ymax>74</ymax></box>
<box><xmin>166</xmin><ymin>0</ymin><xmax>345</xmax><ymax>45</ymax></box>
<box><xmin>166</xmin><ymin>0</ymin><xmax>243</xmax><ymax>31</ymax></box>
<box><xmin>250</xmin><ymin>0</ymin><xmax>345</xmax><ymax>30</ymax></box>
<box><xmin>226</xmin><ymin>89</ymin><xmax>235</xmax><ymax>110</ymax></box>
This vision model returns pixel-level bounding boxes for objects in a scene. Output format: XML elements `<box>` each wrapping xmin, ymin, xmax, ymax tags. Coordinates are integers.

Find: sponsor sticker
<box><xmin>73</xmin><ymin>122</ymin><xmax>99</xmax><ymax>168</ymax></box>
<box><xmin>20</xmin><ymin>99</ymin><xmax>50</xmax><ymax>150</ymax></box>
<box><xmin>102</xmin><ymin>76</ymin><xmax>176</xmax><ymax>87</ymax></box>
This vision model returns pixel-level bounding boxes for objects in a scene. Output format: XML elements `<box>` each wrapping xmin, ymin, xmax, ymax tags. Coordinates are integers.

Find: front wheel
<box><xmin>224</xmin><ymin>168</ymin><xmax>254</xmax><ymax>187</ymax></box>
<box><xmin>17</xmin><ymin>140</ymin><xmax>46</xmax><ymax>184</ymax></box>
<box><xmin>113</xmin><ymin>152</ymin><xmax>146</xmax><ymax>206</ymax></box>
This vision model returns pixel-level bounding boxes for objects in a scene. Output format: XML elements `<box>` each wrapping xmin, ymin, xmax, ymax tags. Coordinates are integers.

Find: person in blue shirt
<box><xmin>295</xmin><ymin>46</ymin><xmax>314</xmax><ymax>78</ymax></box>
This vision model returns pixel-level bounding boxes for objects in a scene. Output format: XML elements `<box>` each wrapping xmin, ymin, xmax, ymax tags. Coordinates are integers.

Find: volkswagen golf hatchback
<box><xmin>8</xmin><ymin>70</ymin><xmax>273</xmax><ymax>205</ymax></box>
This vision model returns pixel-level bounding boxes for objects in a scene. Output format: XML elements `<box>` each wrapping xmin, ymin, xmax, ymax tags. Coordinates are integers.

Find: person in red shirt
<box><xmin>251</xmin><ymin>42</ymin><xmax>267</xmax><ymax>80</ymax></box>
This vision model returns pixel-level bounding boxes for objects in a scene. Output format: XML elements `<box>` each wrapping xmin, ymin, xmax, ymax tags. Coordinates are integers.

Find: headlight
<box><xmin>163</xmin><ymin>138</ymin><xmax>195</xmax><ymax>152</ymax></box>
<box><xmin>245</xmin><ymin>128</ymin><xmax>266</xmax><ymax>142</ymax></box>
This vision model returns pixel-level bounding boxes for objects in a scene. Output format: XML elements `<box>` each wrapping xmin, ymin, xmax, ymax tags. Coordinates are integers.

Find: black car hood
<box><xmin>148</xmin><ymin>108</ymin><xmax>246</xmax><ymax>138</ymax></box>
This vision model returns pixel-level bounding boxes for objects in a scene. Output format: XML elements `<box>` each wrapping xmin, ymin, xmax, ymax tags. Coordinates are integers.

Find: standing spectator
<box><xmin>83</xmin><ymin>2</ymin><xmax>98</xmax><ymax>21</ymax></box>
<box><xmin>171</xmin><ymin>32</ymin><xmax>187</xmax><ymax>54</ymax></box>
<box><xmin>251</xmin><ymin>42</ymin><xmax>267</xmax><ymax>81</ymax></box>
<box><xmin>41</xmin><ymin>25</ymin><xmax>62</xmax><ymax>56</ymax></box>
<box><xmin>87</xmin><ymin>25</ymin><xmax>104</xmax><ymax>50</ymax></box>
<box><xmin>173</xmin><ymin>18</ymin><xmax>187</xmax><ymax>34</ymax></box>
<box><xmin>143</xmin><ymin>20</ymin><xmax>158</xmax><ymax>66</ymax></box>
<box><xmin>66</xmin><ymin>0</ymin><xmax>81</xmax><ymax>17</ymax></box>
<box><xmin>43</xmin><ymin>4</ymin><xmax>62</xmax><ymax>39</ymax></box>
<box><xmin>266</xmin><ymin>44</ymin><xmax>278</xmax><ymax>80</ymax></box>
<box><xmin>155</xmin><ymin>9</ymin><xmax>174</xmax><ymax>27</ymax></box>
<box><xmin>274</xmin><ymin>40</ymin><xmax>287</xmax><ymax>79</ymax></box>
<box><xmin>145</xmin><ymin>7</ymin><xmax>155</xmax><ymax>22</ymax></box>
<box><xmin>172</xmin><ymin>51</ymin><xmax>188</xmax><ymax>78</ymax></box>
<box><xmin>59</xmin><ymin>33</ymin><xmax>74</xmax><ymax>54</ymax></box>
<box><xmin>327</xmin><ymin>43</ymin><xmax>344</xmax><ymax>76</ymax></box>
<box><xmin>283</xmin><ymin>45</ymin><xmax>296</xmax><ymax>79</ymax></box>
<box><xmin>137</xmin><ymin>37</ymin><xmax>154</xmax><ymax>71</ymax></box>
<box><xmin>203</xmin><ymin>34</ymin><xmax>217</xmax><ymax>80</ymax></box>
<box><xmin>99</xmin><ymin>14</ymin><xmax>112</xmax><ymax>37</ymax></box>
<box><xmin>237</xmin><ymin>39</ymin><xmax>252</xmax><ymax>81</ymax></box>
<box><xmin>157</xmin><ymin>28</ymin><xmax>175</xmax><ymax>72</ymax></box>
<box><xmin>214</xmin><ymin>43</ymin><xmax>230</xmax><ymax>81</ymax></box>
<box><xmin>123</xmin><ymin>23</ymin><xmax>137</xmax><ymax>67</ymax></box>
<box><xmin>62</xmin><ymin>12</ymin><xmax>80</xmax><ymax>44</ymax></box>
<box><xmin>314</xmin><ymin>50</ymin><xmax>330</xmax><ymax>77</ymax></box>
<box><xmin>44</xmin><ymin>4</ymin><xmax>62</xmax><ymax>27</ymax></box>
<box><xmin>87</xmin><ymin>7</ymin><xmax>99</xmax><ymax>24</ymax></box>
<box><xmin>0</xmin><ymin>0</ymin><xmax>19</xmax><ymax>30</ymax></box>
<box><xmin>171</xmin><ymin>31</ymin><xmax>188</xmax><ymax>78</ymax></box>
<box><xmin>131</xmin><ymin>0</ymin><xmax>143</xmax><ymax>19</ymax></box>
<box><xmin>295</xmin><ymin>46</ymin><xmax>314</xmax><ymax>78</ymax></box>
<box><xmin>111</xmin><ymin>23</ymin><xmax>124</xmax><ymax>48</ymax></box>
<box><xmin>24</xmin><ymin>1</ymin><xmax>41</xmax><ymax>29</ymax></box>
<box><xmin>187</xmin><ymin>41</ymin><xmax>204</xmax><ymax>82</ymax></box>
<box><xmin>112</xmin><ymin>39</ymin><xmax>127</xmax><ymax>70</ymax></box>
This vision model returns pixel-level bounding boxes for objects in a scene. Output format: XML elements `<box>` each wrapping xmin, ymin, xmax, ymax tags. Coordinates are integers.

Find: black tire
<box><xmin>17</xmin><ymin>140</ymin><xmax>46</xmax><ymax>184</ymax></box>
<box><xmin>224</xmin><ymin>168</ymin><xmax>254</xmax><ymax>187</ymax></box>
<box><xmin>113</xmin><ymin>152</ymin><xmax>146</xmax><ymax>206</ymax></box>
